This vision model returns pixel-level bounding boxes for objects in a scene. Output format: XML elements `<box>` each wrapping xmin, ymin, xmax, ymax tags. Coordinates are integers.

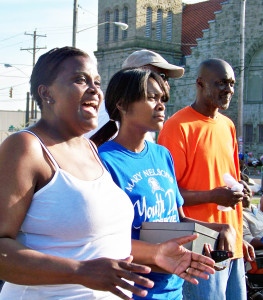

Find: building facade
<box><xmin>95</xmin><ymin>0</ymin><xmax>184</xmax><ymax>117</ymax></box>
<box><xmin>95</xmin><ymin>0</ymin><xmax>263</xmax><ymax>157</ymax></box>
<box><xmin>0</xmin><ymin>110</ymin><xmax>26</xmax><ymax>143</ymax></box>
<box><xmin>178</xmin><ymin>0</ymin><xmax>263</xmax><ymax>158</ymax></box>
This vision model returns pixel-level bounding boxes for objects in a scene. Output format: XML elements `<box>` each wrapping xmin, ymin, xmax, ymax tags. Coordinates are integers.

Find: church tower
<box><xmin>95</xmin><ymin>0</ymin><xmax>184</xmax><ymax>115</ymax></box>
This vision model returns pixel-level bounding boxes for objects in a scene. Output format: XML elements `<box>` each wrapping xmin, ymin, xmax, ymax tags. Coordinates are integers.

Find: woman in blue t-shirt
<box><xmin>91</xmin><ymin>68</ymin><xmax>234</xmax><ymax>299</ymax></box>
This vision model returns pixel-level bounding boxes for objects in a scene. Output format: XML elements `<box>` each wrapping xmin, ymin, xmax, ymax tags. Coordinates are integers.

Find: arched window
<box><xmin>145</xmin><ymin>7</ymin><xmax>152</xmax><ymax>38</ymax></box>
<box><xmin>166</xmin><ymin>11</ymin><xmax>173</xmax><ymax>41</ymax></box>
<box><xmin>122</xmin><ymin>7</ymin><xmax>128</xmax><ymax>40</ymax></box>
<box><xmin>247</xmin><ymin>47</ymin><xmax>263</xmax><ymax>103</ymax></box>
<box><xmin>156</xmin><ymin>9</ymin><xmax>163</xmax><ymax>40</ymax></box>
<box><xmin>104</xmin><ymin>11</ymin><xmax>110</xmax><ymax>43</ymax></box>
<box><xmin>114</xmin><ymin>9</ymin><xmax>119</xmax><ymax>41</ymax></box>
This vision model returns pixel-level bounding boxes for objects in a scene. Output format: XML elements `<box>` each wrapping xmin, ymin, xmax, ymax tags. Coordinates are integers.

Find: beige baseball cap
<box><xmin>122</xmin><ymin>49</ymin><xmax>184</xmax><ymax>78</ymax></box>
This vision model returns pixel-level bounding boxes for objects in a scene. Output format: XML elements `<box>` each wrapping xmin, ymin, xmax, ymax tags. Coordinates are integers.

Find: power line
<box><xmin>0</xmin><ymin>81</ymin><xmax>29</xmax><ymax>91</ymax></box>
<box><xmin>78</xmin><ymin>3</ymin><xmax>97</xmax><ymax>17</ymax></box>
<box><xmin>0</xmin><ymin>62</ymin><xmax>31</xmax><ymax>66</ymax></box>
<box><xmin>0</xmin><ymin>33</ymin><xmax>23</xmax><ymax>43</ymax></box>
<box><xmin>0</xmin><ymin>75</ymin><xmax>28</xmax><ymax>78</ymax></box>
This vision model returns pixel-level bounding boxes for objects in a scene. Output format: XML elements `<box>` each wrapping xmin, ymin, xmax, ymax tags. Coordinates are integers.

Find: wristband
<box><xmin>260</xmin><ymin>237</ymin><xmax>263</xmax><ymax>243</ymax></box>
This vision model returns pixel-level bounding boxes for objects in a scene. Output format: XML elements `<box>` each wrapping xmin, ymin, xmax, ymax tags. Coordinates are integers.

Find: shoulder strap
<box><xmin>20</xmin><ymin>129</ymin><xmax>60</xmax><ymax>169</ymax></box>
<box><xmin>88</xmin><ymin>139</ymin><xmax>98</xmax><ymax>154</ymax></box>
<box><xmin>85</xmin><ymin>137</ymin><xmax>106</xmax><ymax>169</ymax></box>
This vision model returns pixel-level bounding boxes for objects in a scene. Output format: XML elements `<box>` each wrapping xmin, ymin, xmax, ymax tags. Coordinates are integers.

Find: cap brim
<box><xmin>150</xmin><ymin>62</ymin><xmax>184</xmax><ymax>78</ymax></box>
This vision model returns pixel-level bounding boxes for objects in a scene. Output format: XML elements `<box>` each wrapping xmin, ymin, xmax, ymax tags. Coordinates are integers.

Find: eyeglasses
<box><xmin>159</xmin><ymin>73</ymin><xmax>169</xmax><ymax>82</ymax></box>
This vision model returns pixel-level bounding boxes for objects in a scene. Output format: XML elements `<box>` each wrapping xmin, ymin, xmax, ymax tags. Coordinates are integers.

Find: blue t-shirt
<box><xmin>99</xmin><ymin>140</ymin><xmax>184</xmax><ymax>300</ymax></box>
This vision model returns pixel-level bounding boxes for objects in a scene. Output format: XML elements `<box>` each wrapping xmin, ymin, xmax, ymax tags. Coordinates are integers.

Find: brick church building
<box><xmin>95</xmin><ymin>0</ymin><xmax>263</xmax><ymax>157</ymax></box>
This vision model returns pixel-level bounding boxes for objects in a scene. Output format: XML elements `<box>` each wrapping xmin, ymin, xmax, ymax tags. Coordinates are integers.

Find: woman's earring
<box><xmin>46</xmin><ymin>99</ymin><xmax>55</xmax><ymax>104</ymax></box>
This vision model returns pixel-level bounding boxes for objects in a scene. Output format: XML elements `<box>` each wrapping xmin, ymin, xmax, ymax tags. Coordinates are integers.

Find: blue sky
<box><xmin>0</xmin><ymin>0</ymin><xmax>204</xmax><ymax>111</ymax></box>
<box><xmin>0</xmin><ymin>0</ymin><xmax>98</xmax><ymax>110</ymax></box>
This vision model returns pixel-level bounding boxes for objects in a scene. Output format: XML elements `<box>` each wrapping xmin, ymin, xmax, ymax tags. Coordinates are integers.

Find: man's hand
<box><xmin>240</xmin><ymin>180</ymin><xmax>253</xmax><ymax>199</ymax></box>
<box><xmin>243</xmin><ymin>240</ymin><xmax>255</xmax><ymax>262</ymax></box>
<box><xmin>211</xmin><ymin>187</ymin><xmax>243</xmax><ymax>208</ymax></box>
<box><xmin>216</xmin><ymin>224</ymin><xmax>236</xmax><ymax>253</ymax></box>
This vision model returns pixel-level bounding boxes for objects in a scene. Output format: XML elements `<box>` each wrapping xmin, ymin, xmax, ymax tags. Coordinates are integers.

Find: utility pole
<box><xmin>26</xmin><ymin>92</ymin><xmax>30</xmax><ymax>126</ymax></box>
<box><xmin>72</xmin><ymin>0</ymin><xmax>78</xmax><ymax>47</ymax></box>
<box><xmin>21</xmin><ymin>30</ymin><xmax>46</xmax><ymax>120</ymax></box>
<box><xmin>237</xmin><ymin>0</ymin><xmax>246</xmax><ymax>154</ymax></box>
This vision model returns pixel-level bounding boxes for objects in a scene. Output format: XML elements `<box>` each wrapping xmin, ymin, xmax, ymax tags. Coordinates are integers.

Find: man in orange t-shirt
<box><xmin>158</xmin><ymin>58</ymin><xmax>254</xmax><ymax>300</ymax></box>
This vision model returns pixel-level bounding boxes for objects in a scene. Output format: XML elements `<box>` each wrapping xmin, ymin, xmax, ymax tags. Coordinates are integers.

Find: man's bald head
<box><xmin>197</xmin><ymin>58</ymin><xmax>234</xmax><ymax>78</ymax></box>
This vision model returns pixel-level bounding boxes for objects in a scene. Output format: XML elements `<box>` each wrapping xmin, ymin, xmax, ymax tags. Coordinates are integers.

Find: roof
<box><xmin>181</xmin><ymin>0</ymin><xmax>223</xmax><ymax>56</ymax></box>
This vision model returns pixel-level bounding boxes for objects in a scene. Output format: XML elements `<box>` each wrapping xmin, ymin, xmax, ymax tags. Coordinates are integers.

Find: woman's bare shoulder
<box><xmin>0</xmin><ymin>131</ymin><xmax>45</xmax><ymax>238</ymax></box>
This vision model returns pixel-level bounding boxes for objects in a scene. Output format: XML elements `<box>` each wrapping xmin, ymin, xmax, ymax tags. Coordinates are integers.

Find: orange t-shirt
<box><xmin>158</xmin><ymin>106</ymin><xmax>243</xmax><ymax>259</ymax></box>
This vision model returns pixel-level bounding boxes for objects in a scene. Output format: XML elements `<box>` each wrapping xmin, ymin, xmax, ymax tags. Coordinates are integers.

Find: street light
<box><xmin>73</xmin><ymin>21</ymin><xmax>128</xmax><ymax>47</ymax></box>
<box><xmin>77</xmin><ymin>22</ymin><xmax>128</xmax><ymax>34</ymax></box>
<box><xmin>4</xmin><ymin>64</ymin><xmax>29</xmax><ymax>77</ymax></box>
<box><xmin>4</xmin><ymin>63</ymin><xmax>30</xmax><ymax>126</ymax></box>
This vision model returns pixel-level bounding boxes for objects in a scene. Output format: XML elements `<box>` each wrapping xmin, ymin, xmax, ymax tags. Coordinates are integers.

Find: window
<box><xmin>122</xmin><ymin>7</ymin><xmax>128</xmax><ymax>40</ymax></box>
<box><xmin>246</xmin><ymin>47</ymin><xmax>263</xmax><ymax>103</ymax></box>
<box><xmin>166</xmin><ymin>11</ymin><xmax>172</xmax><ymax>41</ymax></box>
<box><xmin>244</xmin><ymin>124</ymin><xmax>253</xmax><ymax>143</ymax></box>
<box><xmin>145</xmin><ymin>7</ymin><xmax>152</xmax><ymax>38</ymax></box>
<box><xmin>104</xmin><ymin>11</ymin><xmax>110</xmax><ymax>43</ymax></box>
<box><xmin>258</xmin><ymin>124</ymin><xmax>263</xmax><ymax>143</ymax></box>
<box><xmin>156</xmin><ymin>9</ymin><xmax>163</xmax><ymax>40</ymax></box>
<box><xmin>114</xmin><ymin>9</ymin><xmax>119</xmax><ymax>41</ymax></box>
